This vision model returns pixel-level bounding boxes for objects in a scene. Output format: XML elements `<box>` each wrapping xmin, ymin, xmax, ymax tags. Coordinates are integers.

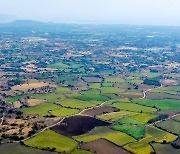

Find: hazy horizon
<box><xmin>1</xmin><ymin>0</ymin><xmax>180</xmax><ymax>26</ymax></box>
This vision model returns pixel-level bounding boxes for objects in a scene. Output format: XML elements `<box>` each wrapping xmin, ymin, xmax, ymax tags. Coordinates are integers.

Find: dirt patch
<box><xmin>146</xmin><ymin>92</ymin><xmax>180</xmax><ymax>100</ymax></box>
<box><xmin>155</xmin><ymin>110</ymin><xmax>180</xmax><ymax>117</ymax></box>
<box><xmin>81</xmin><ymin>138</ymin><xmax>131</xmax><ymax>154</ymax></box>
<box><xmin>13</xmin><ymin>101</ymin><xmax>22</xmax><ymax>108</ymax></box>
<box><xmin>27</xmin><ymin>99</ymin><xmax>45</xmax><ymax>106</ymax></box>
<box><xmin>52</xmin><ymin>115</ymin><xmax>110</xmax><ymax>136</ymax></box>
<box><xmin>81</xmin><ymin>105</ymin><xmax>118</xmax><ymax>117</ymax></box>
<box><xmin>162</xmin><ymin>79</ymin><xmax>179</xmax><ymax>86</ymax></box>
<box><xmin>11</xmin><ymin>82</ymin><xmax>49</xmax><ymax>91</ymax></box>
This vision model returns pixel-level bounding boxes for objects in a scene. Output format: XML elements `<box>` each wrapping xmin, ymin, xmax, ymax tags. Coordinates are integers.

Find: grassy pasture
<box><xmin>105</xmin><ymin>77</ymin><xmax>125</xmax><ymax>83</ymax></box>
<box><xmin>152</xmin><ymin>143</ymin><xmax>180</xmax><ymax>154</ymax></box>
<box><xmin>133</xmin><ymin>99</ymin><xmax>180</xmax><ymax>111</ymax></box>
<box><xmin>55</xmin><ymin>86</ymin><xmax>71</xmax><ymax>93</ymax></box>
<box><xmin>150</xmin><ymin>86</ymin><xmax>180</xmax><ymax>95</ymax></box>
<box><xmin>156</xmin><ymin>119</ymin><xmax>180</xmax><ymax>135</ymax></box>
<box><xmin>88</xmin><ymin>83</ymin><xmax>101</xmax><ymax>89</ymax></box>
<box><xmin>102</xmin><ymin>82</ymin><xmax>114</xmax><ymax>87</ymax></box>
<box><xmin>74</xmin><ymin>127</ymin><xmax>136</xmax><ymax>146</ymax></box>
<box><xmin>97</xmin><ymin>111</ymin><xmax>137</xmax><ymax>122</ymax></box>
<box><xmin>24</xmin><ymin>129</ymin><xmax>78</xmax><ymax>152</ymax></box>
<box><xmin>77</xmin><ymin>94</ymin><xmax>109</xmax><ymax>102</ymax></box>
<box><xmin>20</xmin><ymin>103</ymin><xmax>60</xmax><ymax>116</ymax></box>
<box><xmin>131</xmin><ymin>113</ymin><xmax>159</xmax><ymax>123</ymax></box>
<box><xmin>124</xmin><ymin>126</ymin><xmax>177</xmax><ymax>154</ymax></box>
<box><xmin>50</xmin><ymin>108</ymin><xmax>80</xmax><ymax>117</ymax></box>
<box><xmin>81</xmin><ymin>89</ymin><xmax>101</xmax><ymax>95</ymax></box>
<box><xmin>0</xmin><ymin>143</ymin><xmax>56</xmax><ymax>154</ymax></box>
<box><xmin>5</xmin><ymin>96</ymin><xmax>23</xmax><ymax>102</ymax></box>
<box><xmin>71</xmin><ymin>149</ymin><xmax>94</xmax><ymax>154</ymax></box>
<box><xmin>57</xmin><ymin>99</ymin><xmax>99</xmax><ymax>109</ymax></box>
<box><xmin>112</xmin><ymin>125</ymin><xmax>145</xmax><ymax>140</ymax></box>
<box><xmin>101</xmin><ymin>87</ymin><xmax>125</xmax><ymax>94</ymax></box>
<box><xmin>110</xmin><ymin>102</ymin><xmax>156</xmax><ymax>113</ymax></box>
<box><xmin>117</xmin><ymin>117</ymin><xmax>145</xmax><ymax>125</ymax></box>
<box><xmin>48</xmin><ymin>62</ymin><xmax>69</xmax><ymax>69</ymax></box>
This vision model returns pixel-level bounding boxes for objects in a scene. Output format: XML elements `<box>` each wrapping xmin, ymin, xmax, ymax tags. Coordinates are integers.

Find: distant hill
<box><xmin>0</xmin><ymin>14</ymin><xmax>16</xmax><ymax>23</ymax></box>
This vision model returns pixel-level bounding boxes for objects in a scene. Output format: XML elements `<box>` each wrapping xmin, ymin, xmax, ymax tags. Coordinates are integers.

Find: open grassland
<box><xmin>12</xmin><ymin>82</ymin><xmax>49</xmax><ymax>91</ymax></box>
<box><xmin>156</xmin><ymin>119</ymin><xmax>180</xmax><ymax>135</ymax></box>
<box><xmin>110</xmin><ymin>102</ymin><xmax>157</xmax><ymax>113</ymax></box>
<box><xmin>102</xmin><ymin>82</ymin><xmax>114</xmax><ymax>87</ymax></box>
<box><xmin>20</xmin><ymin>103</ymin><xmax>60</xmax><ymax>116</ymax></box>
<box><xmin>105</xmin><ymin>77</ymin><xmax>125</xmax><ymax>83</ymax></box>
<box><xmin>77</xmin><ymin>94</ymin><xmax>109</xmax><ymax>102</ymax></box>
<box><xmin>57</xmin><ymin>99</ymin><xmax>100</xmax><ymax>109</ymax></box>
<box><xmin>133</xmin><ymin>99</ymin><xmax>180</xmax><ymax>111</ymax></box>
<box><xmin>5</xmin><ymin>95</ymin><xmax>23</xmax><ymax>102</ymax></box>
<box><xmin>81</xmin><ymin>89</ymin><xmax>101</xmax><ymax>95</ymax></box>
<box><xmin>88</xmin><ymin>83</ymin><xmax>101</xmax><ymax>89</ymax></box>
<box><xmin>152</xmin><ymin>143</ymin><xmax>180</xmax><ymax>154</ymax></box>
<box><xmin>71</xmin><ymin>149</ymin><xmax>94</xmax><ymax>154</ymax></box>
<box><xmin>0</xmin><ymin>143</ymin><xmax>57</xmax><ymax>154</ymax></box>
<box><xmin>112</xmin><ymin>125</ymin><xmax>145</xmax><ymax>140</ymax></box>
<box><xmin>55</xmin><ymin>86</ymin><xmax>71</xmax><ymax>93</ymax></box>
<box><xmin>131</xmin><ymin>113</ymin><xmax>159</xmax><ymax>123</ymax></box>
<box><xmin>30</xmin><ymin>93</ymin><xmax>66</xmax><ymax>103</ymax></box>
<box><xmin>120</xmin><ymin>91</ymin><xmax>143</xmax><ymax>98</ymax></box>
<box><xmin>101</xmin><ymin>87</ymin><xmax>125</xmax><ymax>94</ymax></box>
<box><xmin>74</xmin><ymin>127</ymin><xmax>136</xmax><ymax>146</ymax></box>
<box><xmin>142</xmin><ymin>72</ymin><xmax>160</xmax><ymax>78</ymax></box>
<box><xmin>150</xmin><ymin>86</ymin><xmax>180</xmax><ymax>95</ymax></box>
<box><xmin>25</xmin><ymin>129</ymin><xmax>78</xmax><ymax>152</ymax></box>
<box><xmin>50</xmin><ymin>108</ymin><xmax>79</xmax><ymax>117</ymax></box>
<box><xmin>173</xmin><ymin>115</ymin><xmax>180</xmax><ymax>122</ymax></box>
<box><xmin>117</xmin><ymin>117</ymin><xmax>145</xmax><ymax>125</ymax></box>
<box><xmin>97</xmin><ymin>111</ymin><xmax>137</xmax><ymax>122</ymax></box>
<box><xmin>127</xmin><ymin>78</ymin><xmax>143</xmax><ymax>85</ymax></box>
<box><xmin>48</xmin><ymin>62</ymin><xmax>69</xmax><ymax>69</ymax></box>
<box><xmin>124</xmin><ymin>126</ymin><xmax>178</xmax><ymax>154</ymax></box>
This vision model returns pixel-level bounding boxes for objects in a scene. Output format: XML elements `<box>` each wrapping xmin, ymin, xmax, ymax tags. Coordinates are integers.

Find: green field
<box><xmin>55</xmin><ymin>86</ymin><xmax>71</xmax><ymax>93</ymax></box>
<box><xmin>88</xmin><ymin>83</ymin><xmax>101</xmax><ymax>89</ymax></box>
<box><xmin>117</xmin><ymin>117</ymin><xmax>145</xmax><ymax>125</ymax></box>
<box><xmin>133</xmin><ymin>99</ymin><xmax>180</xmax><ymax>111</ymax></box>
<box><xmin>101</xmin><ymin>87</ymin><xmax>125</xmax><ymax>94</ymax></box>
<box><xmin>81</xmin><ymin>89</ymin><xmax>101</xmax><ymax>95</ymax></box>
<box><xmin>50</xmin><ymin>108</ymin><xmax>79</xmax><ymax>117</ymax></box>
<box><xmin>25</xmin><ymin>129</ymin><xmax>78</xmax><ymax>152</ymax></box>
<box><xmin>77</xmin><ymin>94</ymin><xmax>109</xmax><ymax>102</ymax></box>
<box><xmin>20</xmin><ymin>103</ymin><xmax>60</xmax><ymax>116</ymax></box>
<box><xmin>124</xmin><ymin>126</ymin><xmax>177</xmax><ymax>154</ymax></box>
<box><xmin>112</xmin><ymin>125</ymin><xmax>145</xmax><ymax>140</ymax></box>
<box><xmin>48</xmin><ymin>62</ymin><xmax>69</xmax><ymax>69</ymax></box>
<box><xmin>105</xmin><ymin>77</ymin><xmax>125</xmax><ymax>83</ymax></box>
<box><xmin>110</xmin><ymin>102</ymin><xmax>157</xmax><ymax>113</ymax></box>
<box><xmin>156</xmin><ymin>119</ymin><xmax>180</xmax><ymax>135</ymax></box>
<box><xmin>97</xmin><ymin>111</ymin><xmax>137</xmax><ymax>122</ymax></box>
<box><xmin>150</xmin><ymin>86</ymin><xmax>180</xmax><ymax>95</ymax></box>
<box><xmin>5</xmin><ymin>95</ymin><xmax>25</xmax><ymax>102</ymax></box>
<box><xmin>57</xmin><ymin>99</ymin><xmax>99</xmax><ymax>109</ymax></box>
<box><xmin>71</xmin><ymin>149</ymin><xmax>94</xmax><ymax>154</ymax></box>
<box><xmin>0</xmin><ymin>143</ymin><xmax>57</xmax><ymax>154</ymax></box>
<box><xmin>102</xmin><ymin>82</ymin><xmax>114</xmax><ymax>87</ymax></box>
<box><xmin>74</xmin><ymin>127</ymin><xmax>136</xmax><ymax>146</ymax></box>
<box><xmin>131</xmin><ymin>113</ymin><xmax>159</xmax><ymax>123</ymax></box>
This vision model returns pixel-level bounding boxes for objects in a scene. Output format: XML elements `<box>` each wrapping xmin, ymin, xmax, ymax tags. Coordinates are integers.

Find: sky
<box><xmin>0</xmin><ymin>0</ymin><xmax>180</xmax><ymax>26</ymax></box>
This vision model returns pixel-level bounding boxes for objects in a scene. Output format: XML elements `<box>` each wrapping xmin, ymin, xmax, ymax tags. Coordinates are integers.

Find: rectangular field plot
<box><xmin>117</xmin><ymin>117</ymin><xmax>145</xmax><ymax>125</ymax></box>
<box><xmin>101</xmin><ymin>87</ymin><xmax>125</xmax><ymax>94</ymax></box>
<box><xmin>97</xmin><ymin>111</ymin><xmax>137</xmax><ymax>122</ymax></box>
<box><xmin>124</xmin><ymin>126</ymin><xmax>177</xmax><ymax>154</ymax></box>
<box><xmin>88</xmin><ymin>83</ymin><xmax>101</xmax><ymax>89</ymax></box>
<box><xmin>57</xmin><ymin>99</ymin><xmax>100</xmax><ymax>109</ymax></box>
<box><xmin>20</xmin><ymin>103</ymin><xmax>60</xmax><ymax>116</ymax></box>
<box><xmin>74</xmin><ymin>127</ymin><xmax>136</xmax><ymax>146</ymax></box>
<box><xmin>156</xmin><ymin>119</ymin><xmax>180</xmax><ymax>135</ymax></box>
<box><xmin>131</xmin><ymin>113</ymin><xmax>159</xmax><ymax>123</ymax></box>
<box><xmin>133</xmin><ymin>99</ymin><xmax>180</xmax><ymax>111</ymax></box>
<box><xmin>150</xmin><ymin>86</ymin><xmax>180</xmax><ymax>95</ymax></box>
<box><xmin>50</xmin><ymin>108</ymin><xmax>80</xmax><ymax>117</ymax></box>
<box><xmin>105</xmin><ymin>77</ymin><xmax>125</xmax><ymax>83</ymax></box>
<box><xmin>112</xmin><ymin>125</ymin><xmax>145</xmax><ymax>140</ymax></box>
<box><xmin>24</xmin><ymin>129</ymin><xmax>78</xmax><ymax>152</ymax></box>
<box><xmin>110</xmin><ymin>102</ymin><xmax>157</xmax><ymax>113</ymax></box>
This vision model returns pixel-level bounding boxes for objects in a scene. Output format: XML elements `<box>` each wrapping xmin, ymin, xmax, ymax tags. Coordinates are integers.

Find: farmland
<box><xmin>24</xmin><ymin>129</ymin><xmax>78</xmax><ymax>152</ymax></box>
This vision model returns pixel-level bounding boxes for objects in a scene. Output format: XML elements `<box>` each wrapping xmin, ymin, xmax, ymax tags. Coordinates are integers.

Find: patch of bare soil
<box><xmin>51</xmin><ymin>115</ymin><xmax>110</xmax><ymax>136</ymax></box>
<box><xmin>81</xmin><ymin>138</ymin><xmax>131</xmax><ymax>154</ymax></box>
